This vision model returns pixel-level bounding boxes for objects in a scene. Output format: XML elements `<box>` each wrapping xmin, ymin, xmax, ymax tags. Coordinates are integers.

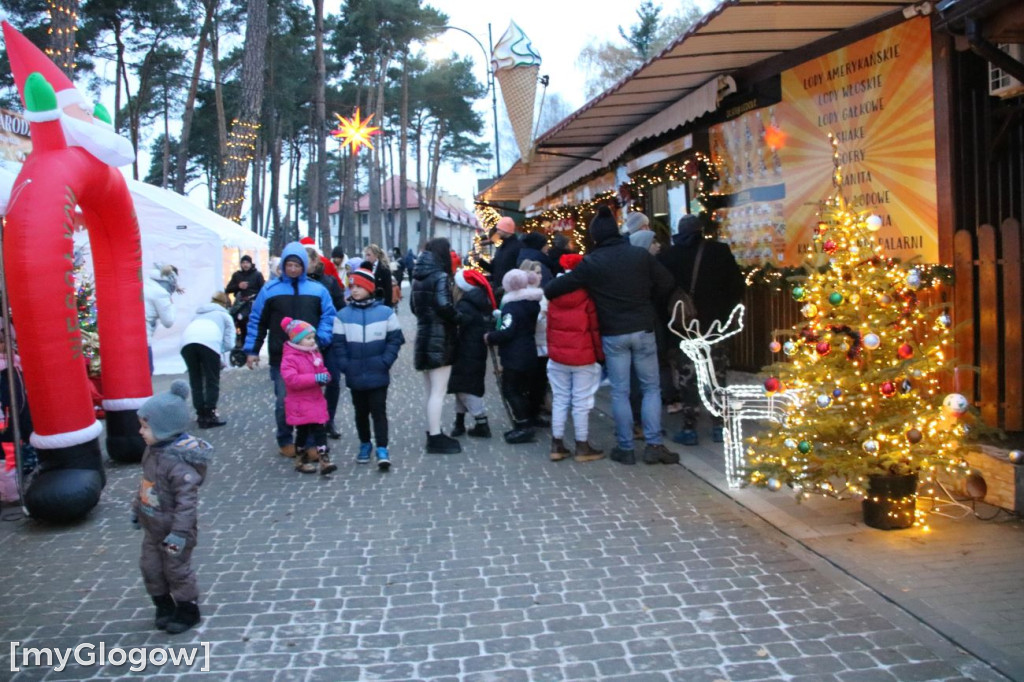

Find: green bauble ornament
<box><xmin>828</xmin><ymin>292</ymin><xmax>843</xmax><ymax>306</ymax></box>
<box><xmin>797</xmin><ymin>440</ymin><xmax>812</xmax><ymax>454</ymax></box>
<box><xmin>792</xmin><ymin>286</ymin><xmax>805</xmax><ymax>301</ymax></box>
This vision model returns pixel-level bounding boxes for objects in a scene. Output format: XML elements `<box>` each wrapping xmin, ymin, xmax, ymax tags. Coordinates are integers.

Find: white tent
<box><xmin>71</xmin><ymin>179</ymin><xmax>270</xmax><ymax>375</ymax></box>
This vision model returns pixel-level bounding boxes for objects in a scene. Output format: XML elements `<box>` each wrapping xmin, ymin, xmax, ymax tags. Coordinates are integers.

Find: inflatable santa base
<box><xmin>104</xmin><ymin>400</ymin><xmax>148</xmax><ymax>464</ymax></box>
<box><xmin>25</xmin><ymin>425</ymin><xmax>105</xmax><ymax>524</ymax></box>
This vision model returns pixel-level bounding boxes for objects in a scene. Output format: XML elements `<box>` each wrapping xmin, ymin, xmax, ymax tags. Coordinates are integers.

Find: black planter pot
<box><xmin>862</xmin><ymin>472</ymin><xmax>919</xmax><ymax>530</ymax></box>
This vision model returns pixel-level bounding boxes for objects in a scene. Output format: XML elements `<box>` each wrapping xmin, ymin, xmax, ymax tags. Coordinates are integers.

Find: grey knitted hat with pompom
<box><xmin>138</xmin><ymin>380</ymin><xmax>191</xmax><ymax>441</ymax></box>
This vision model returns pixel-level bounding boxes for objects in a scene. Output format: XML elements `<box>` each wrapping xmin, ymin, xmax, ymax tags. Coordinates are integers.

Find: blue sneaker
<box><xmin>356</xmin><ymin>442</ymin><xmax>372</xmax><ymax>464</ymax></box>
<box><xmin>712</xmin><ymin>426</ymin><xmax>724</xmax><ymax>443</ymax></box>
<box><xmin>376</xmin><ymin>447</ymin><xmax>391</xmax><ymax>471</ymax></box>
<box><xmin>672</xmin><ymin>429</ymin><xmax>699</xmax><ymax>446</ymax></box>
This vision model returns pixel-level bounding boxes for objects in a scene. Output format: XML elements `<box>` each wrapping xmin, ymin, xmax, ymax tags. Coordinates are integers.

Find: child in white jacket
<box><xmin>180</xmin><ymin>291</ymin><xmax>234</xmax><ymax>428</ymax></box>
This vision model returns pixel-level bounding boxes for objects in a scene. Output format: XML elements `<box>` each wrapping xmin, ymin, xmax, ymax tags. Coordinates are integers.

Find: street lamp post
<box><xmin>434</xmin><ymin>24</ymin><xmax>501</xmax><ymax>178</ymax></box>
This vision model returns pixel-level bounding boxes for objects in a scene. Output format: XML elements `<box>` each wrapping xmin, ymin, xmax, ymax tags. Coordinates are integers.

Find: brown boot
<box><xmin>318</xmin><ymin>447</ymin><xmax>337</xmax><ymax>475</ymax></box>
<box><xmin>550</xmin><ymin>437</ymin><xmax>571</xmax><ymax>461</ymax></box>
<box><xmin>294</xmin><ymin>449</ymin><xmax>317</xmax><ymax>473</ymax></box>
<box><xmin>574</xmin><ymin>441</ymin><xmax>605</xmax><ymax>462</ymax></box>
<box><xmin>279</xmin><ymin>443</ymin><xmax>297</xmax><ymax>458</ymax></box>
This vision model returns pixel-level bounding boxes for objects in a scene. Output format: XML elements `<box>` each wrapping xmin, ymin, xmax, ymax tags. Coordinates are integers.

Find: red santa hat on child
<box><xmin>455</xmin><ymin>268</ymin><xmax>497</xmax><ymax>310</ymax></box>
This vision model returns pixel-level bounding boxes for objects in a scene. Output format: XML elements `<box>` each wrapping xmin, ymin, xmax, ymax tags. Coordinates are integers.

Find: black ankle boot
<box><xmin>504</xmin><ymin>422</ymin><xmax>536</xmax><ymax>444</ymax></box>
<box><xmin>451</xmin><ymin>413</ymin><xmax>467</xmax><ymax>437</ymax></box>
<box><xmin>196</xmin><ymin>410</ymin><xmax>210</xmax><ymax>429</ymax></box>
<box><xmin>151</xmin><ymin>594</ymin><xmax>175</xmax><ymax>630</ymax></box>
<box><xmin>164</xmin><ymin>601</ymin><xmax>201</xmax><ymax>635</ymax></box>
<box><xmin>205</xmin><ymin>409</ymin><xmax>227</xmax><ymax>427</ymax></box>
<box><xmin>426</xmin><ymin>432</ymin><xmax>462</xmax><ymax>454</ymax></box>
<box><xmin>467</xmin><ymin>416</ymin><xmax>491</xmax><ymax>438</ymax></box>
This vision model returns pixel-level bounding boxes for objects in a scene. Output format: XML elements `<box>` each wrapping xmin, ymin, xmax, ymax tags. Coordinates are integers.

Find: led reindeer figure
<box><xmin>669</xmin><ymin>302</ymin><xmax>801</xmax><ymax>487</ymax></box>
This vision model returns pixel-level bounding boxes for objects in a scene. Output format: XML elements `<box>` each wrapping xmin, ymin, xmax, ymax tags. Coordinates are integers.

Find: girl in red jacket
<box><xmin>544</xmin><ymin>254</ymin><xmax>605</xmax><ymax>462</ymax></box>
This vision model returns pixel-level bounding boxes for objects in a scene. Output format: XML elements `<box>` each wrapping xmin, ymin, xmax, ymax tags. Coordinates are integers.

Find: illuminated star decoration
<box><xmin>331</xmin><ymin>108</ymin><xmax>381</xmax><ymax>154</ymax></box>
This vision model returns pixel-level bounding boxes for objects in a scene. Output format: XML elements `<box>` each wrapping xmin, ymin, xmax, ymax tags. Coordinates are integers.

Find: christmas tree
<box><xmin>73</xmin><ymin>247</ymin><xmax>101</xmax><ymax>377</ymax></box>
<box><xmin>747</xmin><ymin>139</ymin><xmax>966</xmax><ymax>502</ymax></box>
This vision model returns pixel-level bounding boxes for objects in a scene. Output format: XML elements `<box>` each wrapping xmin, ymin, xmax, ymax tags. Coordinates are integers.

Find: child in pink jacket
<box><xmin>279</xmin><ymin>317</ymin><xmax>336</xmax><ymax>475</ymax></box>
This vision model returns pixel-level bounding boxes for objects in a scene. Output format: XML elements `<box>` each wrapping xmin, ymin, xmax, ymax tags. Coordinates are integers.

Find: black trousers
<box><xmin>501</xmin><ymin>368</ymin><xmax>532</xmax><ymax>425</ymax></box>
<box><xmin>527</xmin><ymin>356</ymin><xmax>548</xmax><ymax>419</ymax></box>
<box><xmin>295</xmin><ymin>423</ymin><xmax>328</xmax><ymax>450</ymax></box>
<box><xmin>351</xmin><ymin>386</ymin><xmax>389</xmax><ymax>446</ymax></box>
<box><xmin>180</xmin><ymin>343</ymin><xmax>221</xmax><ymax>412</ymax></box>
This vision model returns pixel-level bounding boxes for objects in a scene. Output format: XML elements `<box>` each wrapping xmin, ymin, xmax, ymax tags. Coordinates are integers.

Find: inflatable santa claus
<box><xmin>2</xmin><ymin>22</ymin><xmax>151</xmax><ymax>522</ymax></box>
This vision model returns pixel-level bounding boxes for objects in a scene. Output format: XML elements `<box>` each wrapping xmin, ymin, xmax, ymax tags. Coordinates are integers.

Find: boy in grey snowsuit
<box><xmin>131</xmin><ymin>380</ymin><xmax>212</xmax><ymax>634</ymax></box>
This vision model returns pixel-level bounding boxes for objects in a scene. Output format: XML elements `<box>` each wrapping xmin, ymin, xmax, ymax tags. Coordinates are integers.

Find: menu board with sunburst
<box><xmin>711</xmin><ymin>17</ymin><xmax>937</xmax><ymax>267</ymax></box>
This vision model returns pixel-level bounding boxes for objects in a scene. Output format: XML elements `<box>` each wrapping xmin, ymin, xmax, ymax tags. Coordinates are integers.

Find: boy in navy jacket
<box><xmin>332</xmin><ymin>269</ymin><xmax>405</xmax><ymax>470</ymax></box>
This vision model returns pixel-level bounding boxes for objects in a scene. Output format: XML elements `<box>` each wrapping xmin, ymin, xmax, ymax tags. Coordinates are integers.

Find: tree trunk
<box><xmin>46</xmin><ymin>0</ymin><xmax>79</xmax><ymax>78</ymax></box>
<box><xmin>399</xmin><ymin>53</ymin><xmax>409</xmax><ymax>253</ymax></box>
<box><xmin>267</xmin><ymin>119</ymin><xmax>282</xmax><ymax>241</ymax></box>
<box><xmin>162</xmin><ymin>87</ymin><xmax>170</xmax><ymax>187</ymax></box>
<box><xmin>312</xmin><ymin>0</ymin><xmax>330</xmax><ymax>254</ymax></box>
<box><xmin>216</xmin><ymin>0</ymin><xmax>268</xmax><ymax>222</ymax></box>
<box><xmin>250</xmin><ymin>134</ymin><xmax>263</xmax><ymax>235</ymax></box>
<box><xmin>415</xmin><ymin>120</ymin><xmax>426</xmax><ymax>246</ymax></box>
<box><xmin>211</xmin><ymin>17</ymin><xmax>228</xmax><ymax>161</ymax></box>
<box><xmin>174</xmin><ymin>0</ymin><xmax>217</xmax><ymax>195</ymax></box>
<box><xmin>367</xmin><ymin>51</ymin><xmax>390</xmax><ymax>248</ymax></box>
<box><xmin>428</xmin><ymin>121</ymin><xmax>444</xmax><ymax>234</ymax></box>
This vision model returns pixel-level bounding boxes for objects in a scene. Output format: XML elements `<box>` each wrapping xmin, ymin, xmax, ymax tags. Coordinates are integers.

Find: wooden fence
<box><xmin>953</xmin><ymin>219</ymin><xmax>1023</xmax><ymax>433</ymax></box>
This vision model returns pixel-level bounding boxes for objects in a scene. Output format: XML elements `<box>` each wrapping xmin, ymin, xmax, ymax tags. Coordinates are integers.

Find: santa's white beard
<box><xmin>60</xmin><ymin>114</ymin><xmax>136</xmax><ymax>168</ymax></box>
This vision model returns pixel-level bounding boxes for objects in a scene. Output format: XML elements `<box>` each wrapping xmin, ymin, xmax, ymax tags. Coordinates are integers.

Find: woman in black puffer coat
<box><xmin>411</xmin><ymin>238</ymin><xmax>464</xmax><ymax>453</ymax></box>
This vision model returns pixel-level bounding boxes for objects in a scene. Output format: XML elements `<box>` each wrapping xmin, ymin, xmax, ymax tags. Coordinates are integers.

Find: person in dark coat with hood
<box><xmin>411</xmin><ymin>237</ymin><xmax>464</xmax><ymax>454</ymax></box>
<box><xmin>544</xmin><ymin>205</ymin><xmax>676</xmax><ymax>466</ymax></box>
<box><xmin>516</xmin><ymin>231</ymin><xmax>554</xmax><ymax>286</ymax></box>
<box><xmin>447</xmin><ymin>268</ymin><xmax>496</xmax><ymax>439</ymax></box>
<box><xmin>305</xmin><ymin>247</ymin><xmax>346</xmax><ymax>438</ymax></box>
<box><xmin>660</xmin><ymin>214</ymin><xmax>745</xmax><ymax>446</ymax></box>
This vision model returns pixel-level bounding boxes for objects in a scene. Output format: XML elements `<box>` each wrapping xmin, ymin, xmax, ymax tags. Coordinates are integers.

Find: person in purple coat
<box><xmin>279</xmin><ymin>317</ymin><xmax>336</xmax><ymax>475</ymax></box>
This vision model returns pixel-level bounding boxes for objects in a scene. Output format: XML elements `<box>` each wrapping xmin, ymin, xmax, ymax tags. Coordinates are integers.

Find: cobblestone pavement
<box><xmin>0</xmin><ymin>306</ymin><xmax>1011</xmax><ymax>681</ymax></box>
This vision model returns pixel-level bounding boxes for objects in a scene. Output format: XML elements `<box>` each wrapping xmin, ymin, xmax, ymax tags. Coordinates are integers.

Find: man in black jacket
<box><xmin>544</xmin><ymin>205</ymin><xmax>676</xmax><ymax>466</ymax></box>
<box><xmin>225</xmin><ymin>255</ymin><xmax>265</xmax><ymax>348</ymax></box>
<box><xmin>660</xmin><ymin>214</ymin><xmax>745</xmax><ymax>446</ymax></box>
<box><xmin>482</xmin><ymin>216</ymin><xmax>522</xmax><ymax>299</ymax></box>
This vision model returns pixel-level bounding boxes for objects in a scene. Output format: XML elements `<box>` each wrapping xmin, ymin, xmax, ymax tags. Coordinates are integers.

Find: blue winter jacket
<box><xmin>331</xmin><ymin>298</ymin><xmax>405</xmax><ymax>390</ymax></box>
<box><xmin>244</xmin><ymin>242</ymin><xmax>336</xmax><ymax>367</ymax></box>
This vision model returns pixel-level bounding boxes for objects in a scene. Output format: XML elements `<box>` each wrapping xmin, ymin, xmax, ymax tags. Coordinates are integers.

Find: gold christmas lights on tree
<box><xmin>746</xmin><ymin>135</ymin><xmax>966</xmax><ymax>523</ymax></box>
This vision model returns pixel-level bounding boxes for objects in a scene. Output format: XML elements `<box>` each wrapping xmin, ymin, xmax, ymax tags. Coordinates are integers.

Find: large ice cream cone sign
<box><xmin>492</xmin><ymin>22</ymin><xmax>541</xmax><ymax>163</ymax></box>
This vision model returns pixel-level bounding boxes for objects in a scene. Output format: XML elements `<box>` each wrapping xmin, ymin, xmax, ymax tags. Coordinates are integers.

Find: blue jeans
<box><xmin>269</xmin><ymin>365</ymin><xmax>293</xmax><ymax>446</ymax></box>
<box><xmin>602</xmin><ymin>331</ymin><xmax>662</xmax><ymax>449</ymax></box>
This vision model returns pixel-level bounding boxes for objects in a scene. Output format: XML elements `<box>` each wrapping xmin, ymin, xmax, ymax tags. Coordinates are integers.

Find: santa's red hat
<box><xmin>455</xmin><ymin>268</ymin><xmax>497</xmax><ymax>311</ymax></box>
<box><xmin>299</xmin><ymin>236</ymin><xmax>320</xmax><ymax>253</ymax></box>
<box><xmin>2</xmin><ymin>21</ymin><xmax>85</xmax><ymax>118</ymax></box>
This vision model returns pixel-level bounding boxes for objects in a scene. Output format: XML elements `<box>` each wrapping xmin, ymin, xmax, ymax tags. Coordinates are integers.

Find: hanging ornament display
<box><xmin>816</xmin><ymin>221</ymin><xmax>829</xmax><ymax>235</ymax></box>
<box><xmin>784</xmin><ymin>438</ymin><xmax>798</xmax><ymax>450</ymax></box>
<box><xmin>900</xmin><ymin>378</ymin><xmax>913</xmax><ymax>394</ymax></box>
<box><xmin>906</xmin><ymin>428</ymin><xmax>923</xmax><ymax>444</ymax></box>
<box><xmin>797</xmin><ymin>440</ymin><xmax>812</xmax><ymax>454</ymax></box>
<box><xmin>769</xmin><ymin>340</ymin><xmax>781</xmax><ymax>353</ymax></box>
<box><xmin>877</xmin><ymin>293</ymin><xmax>893</xmax><ymax>306</ymax></box>
<box><xmin>937</xmin><ymin>313</ymin><xmax>952</xmax><ymax>329</ymax></box>
<box><xmin>766</xmin><ymin>478</ymin><xmax>782</xmax><ymax>492</ymax></box>
<box><xmin>764</xmin><ymin>377</ymin><xmax>783</xmax><ymax>393</ymax></box>
<box><xmin>816</xmin><ymin>394</ymin><xmax>832</xmax><ymax>408</ymax></box>
<box><xmin>815</xmin><ymin>341</ymin><xmax>831</xmax><ymax>356</ymax></box>
<box><xmin>880</xmin><ymin>381</ymin><xmax>896</xmax><ymax>397</ymax></box>
<box><xmin>897</xmin><ymin>343</ymin><xmax>914</xmax><ymax>360</ymax></box>
<box><xmin>801</xmin><ymin>303</ymin><xmax>818</xmax><ymax>318</ymax></box>
<box><xmin>942</xmin><ymin>393</ymin><xmax>969</xmax><ymax>418</ymax></box>
<box><xmin>866</xmin><ymin>214</ymin><xmax>883</xmax><ymax>231</ymax></box>
<box><xmin>832</xmin><ymin>388</ymin><xmax>843</xmax><ymax>398</ymax></box>
<box><xmin>862</xmin><ymin>439</ymin><xmax>880</xmax><ymax>454</ymax></box>
<box><xmin>782</xmin><ymin>341</ymin><xmax>796</xmax><ymax>356</ymax></box>
<box><xmin>863</xmin><ymin>333</ymin><xmax>881</xmax><ymax>350</ymax></box>
<box><xmin>823</xmin><ymin>239</ymin><xmax>837</xmax><ymax>254</ymax></box>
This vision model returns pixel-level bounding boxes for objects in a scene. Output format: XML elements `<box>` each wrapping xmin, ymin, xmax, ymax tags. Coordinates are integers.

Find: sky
<box><xmin>328</xmin><ymin>0</ymin><xmax>720</xmax><ymax>209</ymax></box>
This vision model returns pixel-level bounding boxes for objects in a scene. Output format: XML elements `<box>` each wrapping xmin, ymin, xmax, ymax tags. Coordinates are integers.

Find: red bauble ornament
<box><xmin>881</xmin><ymin>381</ymin><xmax>896</xmax><ymax>397</ymax></box>
<box><xmin>906</xmin><ymin>428</ymin><xmax>923</xmax><ymax>444</ymax></box>
<box><xmin>764</xmin><ymin>377</ymin><xmax>782</xmax><ymax>393</ymax></box>
<box><xmin>823</xmin><ymin>239</ymin><xmax>837</xmax><ymax>254</ymax></box>
<box><xmin>816</xmin><ymin>341</ymin><xmax>831</xmax><ymax>356</ymax></box>
<box><xmin>897</xmin><ymin>343</ymin><xmax>914</xmax><ymax>359</ymax></box>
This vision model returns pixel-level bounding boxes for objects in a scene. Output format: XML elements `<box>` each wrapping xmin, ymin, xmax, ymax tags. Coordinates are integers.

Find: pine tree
<box><xmin>747</xmin><ymin>149</ymin><xmax>966</xmax><ymax>500</ymax></box>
